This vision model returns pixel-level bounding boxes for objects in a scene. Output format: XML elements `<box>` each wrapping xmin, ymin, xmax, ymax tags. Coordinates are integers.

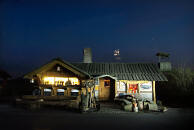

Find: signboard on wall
<box><xmin>128</xmin><ymin>84</ymin><xmax>138</xmax><ymax>93</ymax></box>
<box><xmin>116</xmin><ymin>81</ymin><xmax>126</xmax><ymax>92</ymax></box>
<box><xmin>139</xmin><ymin>82</ymin><xmax>152</xmax><ymax>92</ymax></box>
<box><xmin>116</xmin><ymin>81</ymin><xmax>126</xmax><ymax>97</ymax></box>
<box><xmin>95</xmin><ymin>90</ymin><xmax>99</xmax><ymax>98</ymax></box>
<box><xmin>139</xmin><ymin>82</ymin><xmax>152</xmax><ymax>101</ymax></box>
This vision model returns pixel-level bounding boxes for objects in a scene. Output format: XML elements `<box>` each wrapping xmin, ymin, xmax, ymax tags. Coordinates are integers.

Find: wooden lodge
<box><xmin>23</xmin><ymin>58</ymin><xmax>167</xmax><ymax>103</ymax></box>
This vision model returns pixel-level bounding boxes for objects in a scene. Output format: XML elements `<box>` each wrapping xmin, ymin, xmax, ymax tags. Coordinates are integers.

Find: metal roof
<box><xmin>71</xmin><ymin>63</ymin><xmax>167</xmax><ymax>81</ymax></box>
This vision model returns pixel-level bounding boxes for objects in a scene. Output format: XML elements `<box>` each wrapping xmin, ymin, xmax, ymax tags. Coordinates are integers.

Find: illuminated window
<box><xmin>43</xmin><ymin>77</ymin><xmax>79</xmax><ymax>86</ymax></box>
<box><xmin>65</xmin><ymin>80</ymin><xmax>72</xmax><ymax>86</ymax></box>
<box><xmin>71</xmin><ymin>89</ymin><xmax>79</xmax><ymax>96</ymax></box>
<box><xmin>44</xmin><ymin>81</ymin><xmax>49</xmax><ymax>85</ymax></box>
<box><xmin>60</xmin><ymin>81</ymin><xmax>64</xmax><ymax>85</ymax></box>
<box><xmin>44</xmin><ymin>77</ymin><xmax>54</xmax><ymax>85</ymax></box>
<box><xmin>57</xmin><ymin>89</ymin><xmax>64</xmax><ymax>96</ymax></box>
<box><xmin>104</xmin><ymin>80</ymin><xmax>110</xmax><ymax>87</ymax></box>
<box><xmin>44</xmin><ymin>89</ymin><xmax>52</xmax><ymax>96</ymax></box>
<box><xmin>57</xmin><ymin>66</ymin><xmax>60</xmax><ymax>71</ymax></box>
<box><xmin>69</xmin><ymin>78</ymin><xmax>79</xmax><ymax>85</ymax></box>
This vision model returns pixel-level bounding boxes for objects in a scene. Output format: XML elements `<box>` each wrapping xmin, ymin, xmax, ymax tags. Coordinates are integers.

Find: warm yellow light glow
<box><xmin>69</xmin><ymin>78</ymin><xmax>79</xmax><ymax>85</ymax></box>
<box><xmin>43</xmin><ymin>77</ymin><xmax>79</xmax><ymax>85</ymax></box>
<box><xmin>44</xmin><ymin>77</ymin><xmax>54</xmax><ymax>85</ymax></box>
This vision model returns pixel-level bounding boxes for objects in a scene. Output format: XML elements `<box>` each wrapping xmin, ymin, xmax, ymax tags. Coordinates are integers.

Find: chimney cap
<box><xmin>156</xmin><ymin>52</ymin><xmax>170</xmax><ymax>58</ymax></box>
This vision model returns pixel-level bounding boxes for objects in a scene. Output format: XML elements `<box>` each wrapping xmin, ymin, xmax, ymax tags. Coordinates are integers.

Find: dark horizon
<box><xmin>0</xmin><ymin>0</ymin><xmax>194</xmax><ymax>77</ymax></box>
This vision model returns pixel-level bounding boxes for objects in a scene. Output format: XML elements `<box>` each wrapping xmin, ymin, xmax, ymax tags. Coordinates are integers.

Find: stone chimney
<box><xmin>156</xmin><ymin>52</ymin><xmax>172</xmax><ymax>71</ymax></box>
<box><xmin>83</xmin><ymin>48</ymin><xmax>92</xmax><ymax>63</ymax></box>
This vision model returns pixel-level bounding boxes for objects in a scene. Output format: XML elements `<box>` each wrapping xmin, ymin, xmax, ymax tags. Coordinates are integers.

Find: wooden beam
<box><xmin>115</xmin><ymin>80</ymin><xmax>117</xmax><ymax>97</ymax></box>
<box><xmin>152</xmin><ymin>81</ymin><xmax>156</xmax><ymax>103</ymax></box>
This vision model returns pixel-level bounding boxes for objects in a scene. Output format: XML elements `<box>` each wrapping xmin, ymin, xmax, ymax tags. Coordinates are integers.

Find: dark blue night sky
<box><xmin>0</xmin><ymin>0</ymin><xmax>194</xmax><ymax>77</ymax></box>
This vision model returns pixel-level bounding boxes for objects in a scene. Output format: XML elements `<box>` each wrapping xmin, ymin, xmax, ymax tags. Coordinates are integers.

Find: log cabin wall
<box><xmin>95</xmin><ymin>77</ymin><xmax>115</xmax><ymax>101</ymax></box>
<box><xmin>23</xmin><ymin>58</ymin><xmax>166</xmax><ymax>103</ymax></box>
<box><xmin>24</xmin><ymin>60</ymin><xmax>88</xmax><ymax>97</ymax></box>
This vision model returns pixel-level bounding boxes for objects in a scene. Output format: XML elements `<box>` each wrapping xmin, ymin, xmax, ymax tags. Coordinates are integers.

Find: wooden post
<box><xmin>40</xmin><ymin>87</ymin><xmax>44</xmax><ymax>96</ymax></box>
<box><xmin>52</xmin><ymin>87</ymin><xmax>57</xmax><ymax>96</ymax></box>
<box><xmin>125</xmin><ymin>81</ymin><xmax>128</xmax><ymax>94</ymax></box>
<box><xmin>152</xmin><ymin>81</ymin><xmax>156</xmax><ymax>103</ymax></box>
<box><xmin>89</xmin><ymin>87</ymin><xmax>92</xmax><ymax>108</ymax></box>
<box><xmin>137</xmin><ymin>83</ymin><xmax>140</xmax><ymax>93</ymax></box>
<box><xmin>115</xmin><ymin>80</ymin><xmax>117</xmax><ymax>97</ymax></box>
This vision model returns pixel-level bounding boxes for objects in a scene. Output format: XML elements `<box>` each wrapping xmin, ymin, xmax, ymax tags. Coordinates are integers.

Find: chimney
<box><xmin>156</xmin><ymin>52</ymin><xmax>172</xmax><ymax>71</ymax></box>
<box><xmin>83</xmin><ymin>48</ymin><xmax>92</xmax><ymax>63</ymax></box>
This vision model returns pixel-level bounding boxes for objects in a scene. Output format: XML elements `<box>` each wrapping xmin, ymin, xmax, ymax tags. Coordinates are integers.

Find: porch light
<box><xmin>30</xmin><ymin>79</ymin><xmax>34</xmax><ymax>83</ymax></box>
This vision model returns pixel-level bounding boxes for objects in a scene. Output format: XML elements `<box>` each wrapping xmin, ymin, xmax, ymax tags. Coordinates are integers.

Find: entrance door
<box><xmin>99</xmin><ymin>79</ymin><xmax>110</xmax><ymax>100</ymax></box>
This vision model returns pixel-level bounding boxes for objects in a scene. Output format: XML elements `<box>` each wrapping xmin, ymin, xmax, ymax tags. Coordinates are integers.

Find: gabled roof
<box><xmin>72</xmin><ymin>63</ymin><xmax>167</xmax><ymax>81</ymax></box>
<box><xmin>23</xmin><ymin>58</ymin><xmax>90</xmax><ymax>79</ymax></box>
<box><xmin>23</xmin><ymin>58</ymin><xmax>167</xmax><ymax>81</ymax></box>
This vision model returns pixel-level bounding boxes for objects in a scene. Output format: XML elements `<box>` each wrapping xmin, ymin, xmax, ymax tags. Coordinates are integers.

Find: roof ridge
<box><xmin>71</xmin><ymin>62</ymin><xmax>156</xmax><ymax>64</ymax></box>
<box><xmin>23</xmin><ymin>58</ymin><xmax>91</xmax><ymax>78</ymax></box>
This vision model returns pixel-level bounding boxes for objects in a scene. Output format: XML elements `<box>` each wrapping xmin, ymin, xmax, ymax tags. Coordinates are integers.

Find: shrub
<box><xmin>157</xmin><ymin>67</ymin><xmax>194</xmax><ymax>107</ymax></box>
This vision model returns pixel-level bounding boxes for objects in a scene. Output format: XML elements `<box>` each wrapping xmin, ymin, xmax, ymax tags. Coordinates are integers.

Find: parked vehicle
<box><xmin>114</xmin><ymin>93</ymin><xmax>167</xmax><ymax>112</ymax></box>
